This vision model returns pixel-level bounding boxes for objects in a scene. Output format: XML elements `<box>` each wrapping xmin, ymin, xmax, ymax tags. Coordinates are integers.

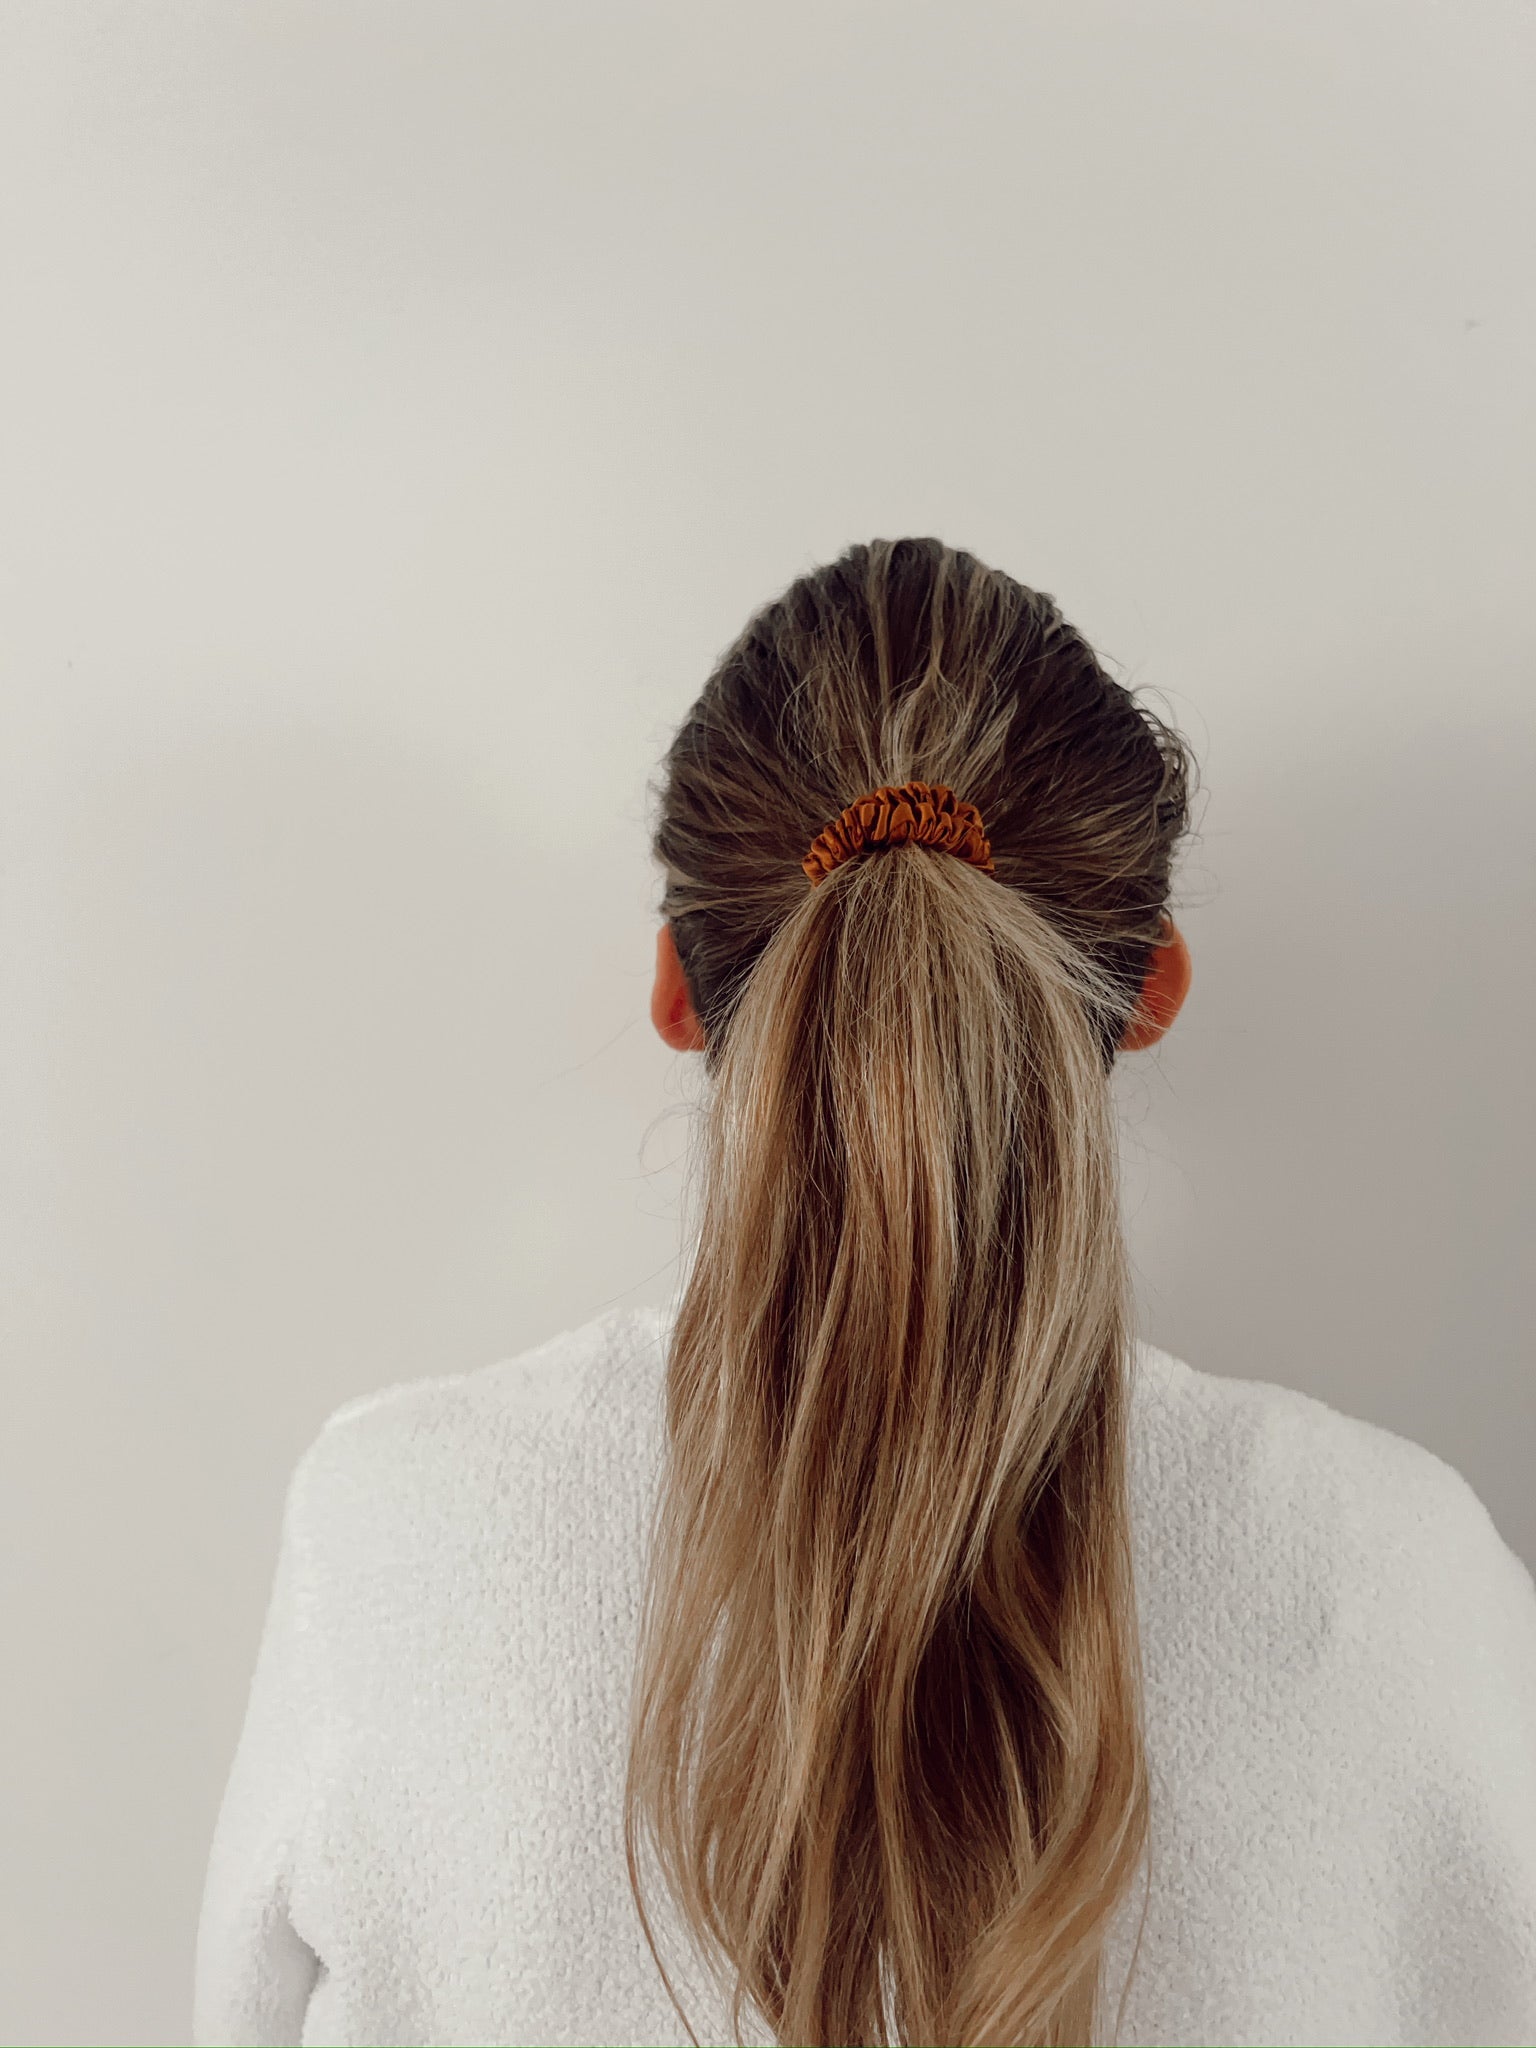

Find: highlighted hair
<box><xmin>625</xmin><ymin>538</ymin><xmax>1198</xmax><ymax>2045</ymax></box>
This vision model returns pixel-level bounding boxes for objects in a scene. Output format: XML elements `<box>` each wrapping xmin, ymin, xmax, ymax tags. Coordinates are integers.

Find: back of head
<box><xmin>625</xmin><ymin>537</ymin><xmax>1197</xmax><ymax>2047</ymax></box>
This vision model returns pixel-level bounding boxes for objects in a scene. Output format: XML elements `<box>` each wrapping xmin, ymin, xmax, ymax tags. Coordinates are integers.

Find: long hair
<box><xmin>624</xmin><ymin>538</ymin><xmax>1198</xmax><ymax>2046</ymax></box>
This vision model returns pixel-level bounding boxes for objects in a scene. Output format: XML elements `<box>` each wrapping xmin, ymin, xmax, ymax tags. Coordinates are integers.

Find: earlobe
<box><xmin>652</xmin><ymin>923</ymin><xmax>707</xmax><ymax>1053</ymax></box>
<box><xmin>1118</xmin><ymin>916</ymin><xmax>1192</xmax><ymax>1052</ymax></box>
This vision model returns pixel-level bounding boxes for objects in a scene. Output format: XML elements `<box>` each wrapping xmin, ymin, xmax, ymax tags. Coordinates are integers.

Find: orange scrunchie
<box><xmin>802</xmin><ymin>779</ymin><xmax>995</xmax><ymax>886</ymax></box>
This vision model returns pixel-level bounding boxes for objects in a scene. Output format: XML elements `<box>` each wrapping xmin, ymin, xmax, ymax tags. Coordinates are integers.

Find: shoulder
<box><xmin>1135</xmin><ymin>1338</ymin><xmax>1536</xmax><ymax>1699</ymax></box>
<box><xmin>283</xmin><ymin>1301</ymin><xmax>669</xmax><ymax>1548</ymax></box>
<box><xmin>1134</xmin><ymin>1335</ymin><xmax>1498</xmax><ymax>1539</ymax></box>
<box><xmin>304</xmin><ymin>1299</ymin><xmax>663</xmax><ymax>1447</ymax></box>
<box><xmin>1141</xmin><ymin>1345</ymin><xmax>1536</xmax><ymax>2022</ymax></box>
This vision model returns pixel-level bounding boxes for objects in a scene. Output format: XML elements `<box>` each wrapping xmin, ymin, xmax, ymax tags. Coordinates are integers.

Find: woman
<box><xmin>194</xmin><ymin>538</ymin><xmax>1536</xmax><ymax>2047</ymax></box>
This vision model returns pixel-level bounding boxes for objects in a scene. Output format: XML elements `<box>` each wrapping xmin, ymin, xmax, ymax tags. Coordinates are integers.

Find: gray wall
<box><xmin>1</xmin><ymin>3</ymin><xmax>1531</xmax><ymax>2041</ymax></box>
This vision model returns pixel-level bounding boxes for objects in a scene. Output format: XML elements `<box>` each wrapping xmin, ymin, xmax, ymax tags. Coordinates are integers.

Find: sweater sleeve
<box><xmin>1394</xmin><ymin>1468</ymin><xmax>1536</xmax><ymax>2044</ymax></box>
<box><xmin>193</xmin><ymin>1438</ymin><xmax>326</xmax><ymax>2047</ymax></box>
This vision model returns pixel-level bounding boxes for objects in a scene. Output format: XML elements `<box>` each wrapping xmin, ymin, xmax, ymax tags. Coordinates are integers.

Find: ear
<box><xmin>651</xmin><ymin>923</ymin><xmax>707</xmax><ymax>1053</ymax></box>
<box><xmin>1118</xmin><ymin>916</ymin><xmax>1193</xmax><ymax>1051</ymax></box>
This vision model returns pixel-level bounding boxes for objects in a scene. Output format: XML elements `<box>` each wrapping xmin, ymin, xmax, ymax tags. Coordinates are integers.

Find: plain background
<box><xmin>1</xmin><ymin>3</ymin><xmax>1532</xmax><ymax>2041</ymax></box>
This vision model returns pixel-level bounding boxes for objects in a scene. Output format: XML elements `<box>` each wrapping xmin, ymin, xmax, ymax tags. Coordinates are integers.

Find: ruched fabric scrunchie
<box><xmin>802</xmin><ymin>779</ymin><xmax>995</xmax><ymax>885</ymax></box>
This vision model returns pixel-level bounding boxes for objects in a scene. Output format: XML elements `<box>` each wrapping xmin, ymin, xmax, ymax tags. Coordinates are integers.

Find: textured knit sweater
<box><xmin>193</xmin><ymin>1302</ymin><xmax>1536</xmax><ymax>2047</ymax></box>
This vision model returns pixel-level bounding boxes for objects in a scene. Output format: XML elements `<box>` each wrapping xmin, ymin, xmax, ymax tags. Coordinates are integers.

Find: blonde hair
<box><xmin>625</xmin><ymin>538</ymin><xmax>1198</xmax><ymax>2046</ymax></box>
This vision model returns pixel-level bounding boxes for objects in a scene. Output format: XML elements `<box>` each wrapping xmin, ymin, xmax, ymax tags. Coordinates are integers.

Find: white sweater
<box><xmin>193</xmin><ymin>1303</ymin><xmax>1536</xmax><ymax>2047</ymax></box>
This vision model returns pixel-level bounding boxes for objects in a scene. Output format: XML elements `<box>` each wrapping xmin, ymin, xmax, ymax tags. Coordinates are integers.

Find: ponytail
<box><xmin>626</xmin><ymin>537</ymin><xmax>1194</xmax><ymax>2046</ymax></box>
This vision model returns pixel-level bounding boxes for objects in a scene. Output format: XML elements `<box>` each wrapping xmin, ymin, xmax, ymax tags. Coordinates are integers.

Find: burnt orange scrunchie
<box><xmin>802</xmin><ymin>779</ymin><xmax>995</xmax><ymax>885</ymax></box>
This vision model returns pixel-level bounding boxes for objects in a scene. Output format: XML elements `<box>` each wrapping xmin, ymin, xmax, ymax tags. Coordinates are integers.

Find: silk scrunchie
<box><xmin>802</xmin><ymin>780</ymin><xmax>995</xmax><ymax>885</ymax></box>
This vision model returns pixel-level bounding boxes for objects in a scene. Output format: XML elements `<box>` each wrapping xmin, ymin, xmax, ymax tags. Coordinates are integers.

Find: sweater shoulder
<box><xmin>283</xmin><ymin>1301</ymin><xmax>667</xmax><ymax>1552</ymax></box>
<box><xmin>305</xmin><ymin>1301</ymin><xmax>661</xmax><ymax>1448</ymax></box>
<box><xmin>1166</xmin><ymin>1342</ymin><xmax>1500</xmax><ymax>1536</ymax></box>
<box><xmin>1133</xmin><ymin>1339</ymin><xmax>1532</xmax><ymax>1672</ymax></box>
